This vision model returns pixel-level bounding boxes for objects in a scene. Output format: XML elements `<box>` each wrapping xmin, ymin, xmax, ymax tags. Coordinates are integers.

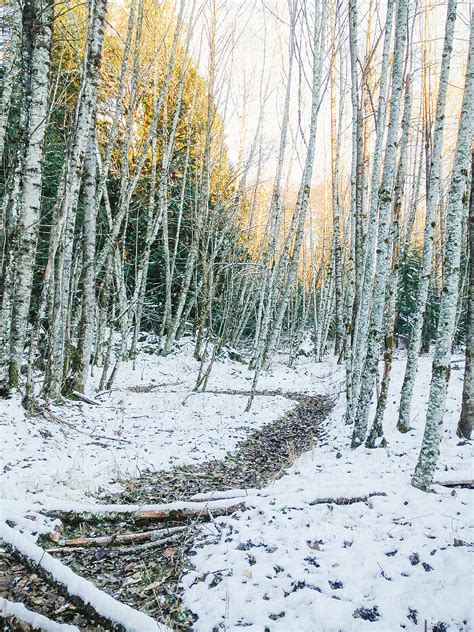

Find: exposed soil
<box><xmin>1</xmin><ymin>392</ymin><xmax>332</xmax><ymax>631</ymax></box>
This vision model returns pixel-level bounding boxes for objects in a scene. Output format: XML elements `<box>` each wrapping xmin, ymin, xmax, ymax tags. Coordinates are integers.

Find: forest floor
<box><xmin>1</xmin><ymin>341</ymin><xmax>473</xmax><ymax>631</ymax></box>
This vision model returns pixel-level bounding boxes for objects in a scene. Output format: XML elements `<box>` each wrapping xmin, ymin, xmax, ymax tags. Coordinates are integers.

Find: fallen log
<box><xmin>32</xmin><ymin>403</ymin><xmax>131</xmax><ymax>444</ymax></box>
<box><xmin>43</xmin><ymin>498</ymin><xmax>245</xmax><ymax>524</ymax></box>
<box><xmin>0</xmin><ymin>597</ymin><xmax>79</xmax><ymax>631</ymax></box>
<box><xmin>48</xmin><ymin>525</ymin><xmax>186</xmax><ymax>549</ymax></box>
<box><xmin>0</xmin><ymin>522</ymin><xmax>172</xmax><ymax>632</ymax></box>
<box><xmin>308</xmin><ymin>492</ymin><xmax>387</xmax><ymax>506</ymax></box>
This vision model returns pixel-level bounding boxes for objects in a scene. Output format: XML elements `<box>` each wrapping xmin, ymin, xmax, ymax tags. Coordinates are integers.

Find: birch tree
<box><xmin>0</xmin><ymin>0</ymin><xmax>21</xmax><ymax>166</ymax></box>
<box><xmin>457</xmin><ymin>149</ymin><xmax>473</xmax><ymax>440</ymax></box>
<box><xmin>346</xmin><ymin>0</ymin><xmax>394</xmax><ymax>426</ymax></box>
<box><xmin>44</xmin><ymin>0</ymin><xmax>108</xmax><ymax>398</ymax></box>
<box><xmin>352</xmin><ymin>0</ymin><xmax>408</xmax><ymax>448</ymax></box>
<box><xmin>0</xmin><ymin>0</ymin><xmax>54</xmax><ymax>392</ymax></box>
<box><xmin>412</xmin><ymin>18</ymin><xmax>474</xmax><ymax>491</ymax></box>
<box><xmin>397</xmin><ymin>0</ymin><xmax>458</xmax><ymax>433</ymax></box>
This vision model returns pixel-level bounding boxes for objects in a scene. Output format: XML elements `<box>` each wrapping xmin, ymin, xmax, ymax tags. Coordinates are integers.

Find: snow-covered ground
<box><xmin>1</xmin><ymin>344</ymin><xmax>472</xmax><ymax>631</ymax></box>
<box><xmin>181</xmin><ymin>353</ymin><xmax>473</xmax><ymax>631</ymax></box>
<box><xmin>0</xmin><ymin>341</ymin><xmax>335</xmax><ymax>504</ymax></box>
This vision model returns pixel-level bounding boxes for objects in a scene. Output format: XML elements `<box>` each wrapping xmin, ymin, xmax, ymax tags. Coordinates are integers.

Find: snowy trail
<box><xmin>180</xmin><ymin>354</ymin><xmax>473</xmax><ymax>632</ymax></box>
<box><xmin>1</xmin><ymin>349</ymin><xmax>472</xmax><ymax>631</ymax></box>
<box><xmin>1</xmin><ymin>344</ymin><xmax>334</xmax><ymax>505</ymax></box>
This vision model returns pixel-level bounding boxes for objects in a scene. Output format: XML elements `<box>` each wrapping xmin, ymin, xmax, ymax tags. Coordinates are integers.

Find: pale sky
<box><xmin>187</xmin><ymin>0</ymin><xmax>471</xmax><ymax>190</ymax></box>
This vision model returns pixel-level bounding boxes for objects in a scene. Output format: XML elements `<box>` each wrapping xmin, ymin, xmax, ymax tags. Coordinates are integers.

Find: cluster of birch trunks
<box><xmin>0</xmin><ymin>0</ymin><xmax>472</xmax><ymax>491</ymax></box>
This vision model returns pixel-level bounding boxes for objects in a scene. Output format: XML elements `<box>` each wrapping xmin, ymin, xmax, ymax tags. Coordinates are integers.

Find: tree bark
<box><xmin>398</xmin><ymin>0</ymin><xmax>458</xmax><ymax>433</ymax></box>
<box><xmin>412</xmin><ymin>19</ymin><xmax>474</xmax><ymax>491</ymax></box>
<box><xmin>457</xmin><ymin>149</ymin><xmax>473</xmax><ymax>439</ymax></box>
<box><xmin>352</xmin><ymin>0</ymin><xmax>408</xmax><ymax>447</ymax></box>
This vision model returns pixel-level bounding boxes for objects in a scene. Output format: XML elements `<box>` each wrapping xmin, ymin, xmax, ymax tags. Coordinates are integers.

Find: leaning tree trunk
<box><xmin>262</xmin><ymin>0</ymin><xmax>327</xmax><ymax>367</ymax></box>
<box><xmin>412</xmin><ymin>20</ymin><xmax>473</xmax><ymax>491</ymax></box>
<box><xmin>248</xmin><ymin>2</ymin><xmax>296</xmax><ymax>370</ymax></box>
<box><xmin>457</xmin><ymin>149</ymin><xmax>474</xmax><ymax>439</ymax></box>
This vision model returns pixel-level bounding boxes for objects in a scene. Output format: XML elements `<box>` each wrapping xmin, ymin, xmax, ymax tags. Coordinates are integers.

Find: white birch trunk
<box><xmin>71</xmin><ymin>117</ymin><xmax>98</xmax><ymax>393</ymax></box>
<box><xmin>458</xmin><ymin>149</ymin><xmax>473</xmax><ymax>439</ymax></box>
<box><xmin>412</xmin><ymin>20</ymin><xmax>473</xmax><ymax>490</ymax></box>
<box><xmin>45</xmin><ymin>0</ymin><xmax>108</xmax><ymax>398</ymax></box>
<box><xmin>0</xmin><ymin>0</ymin><xmax>21</xmax><ymax>165</ymax></box>
<box><xmin>346</xmin><ymin>0</ymin><xmax>394</xmax><ymax>424</ymax></box>
<box><xmin>352</xmin><ymin>0</ymin><xmax>408</xmax><ymax>447</ymax></box>
<box><xmin>6</xmin><ymin>0</ymin><xmax>54</xmax><ymax>388</ymax></box>
<box><xmin>397</xmin><ymin>0</ymin><xmax>458</xmax><ymax>432</ymax></box>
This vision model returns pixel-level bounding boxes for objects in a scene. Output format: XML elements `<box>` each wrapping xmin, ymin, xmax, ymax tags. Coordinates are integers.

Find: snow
<box><xmin>180</xmin><ymin>354</ymin><xmax>474</xmax><ymax>631</ymax></box>
<box><xmin>0</xmin><ymin>597</ymin><xmax>80</xmax><ymax>631</ymax></box>
<box><xmin>0</xmin><ymin>521</ymin><xmax>172</xmax><ymax>632</ymax></box>
<box><xmin>2</xmin><ymin>495</ymin><xmax>255</xmax><ymax>517</ymax></box>
<box><xmin>1</xmin><ymin>342</ymin><xmax>472</xmax><ymax>631</ymax></box>
<box><xmin>2</xmin><ymin>341</ymin><xmax>328</xmax><ymax>504</ymax></box>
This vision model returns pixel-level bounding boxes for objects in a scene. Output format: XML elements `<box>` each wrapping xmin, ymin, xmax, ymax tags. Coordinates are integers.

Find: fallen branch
<box><xmin>70</xmin><ymin>391</ymin><xmax>99</xmax><ymax>406</ymax></box>
<box><xmin>111</xmin><ymin>530</ymin><xmax>186</xmax><ymax>555</ymax></box>
<box><xmin>188</xmin><ymin>488</ymin><xmax>264</xmax><ymax>502</ymax></box>
<box><xmin>195</xmin><ymin>388</ymin><xmax>308</xmax><ymax>402</ymax></box>
<box><xmin>435</xmin><ymin>479</ymin><xmax>474</xmax><ymax>489</ymax></box>
<box><xmin>32</xmin><ymin>403</ymin><xmax>131</xmax><ymax>444</ymax></box>
<box><xmin>49</xmin><ymin>525</ymin><xmax>186</xmax><ymax>549</ymax></box>
<box><xmin>0</xmin><ymin>597</ymin><xmax>79</xmax><ymax>631</ymax></box>
<box><xmin>308</xmin><ymin>492</ymin><xmax>387</xmax><ymax>506</ymax></box>
<box><xmin>0</xmin><ymin>522</ymin><xmax>171</xmax><ymax>632</ymax></box>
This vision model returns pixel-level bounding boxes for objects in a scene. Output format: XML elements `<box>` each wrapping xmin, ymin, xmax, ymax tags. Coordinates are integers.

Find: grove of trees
<box><xmin>0</xmin><ymin>0</ymin><xmax>472</xmax><ymax>492</ymax></box>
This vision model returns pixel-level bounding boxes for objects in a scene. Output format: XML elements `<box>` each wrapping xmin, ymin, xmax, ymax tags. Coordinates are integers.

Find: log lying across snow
<box><xmin>42</xmin><ymin>497</ymin><xmax>246</xmax><ymax>523</ymax></box>
<box><xmin>435</xmin><ymin>479</ymin><xmax>474</xmax><ymax>489</ymax></box>
<box><xmin>0</xmin><ymin>522</ymin><xmax>172</xmax><ymax>632</ymax></box>
<box><xmin>0</xmin><ymin>597</ymin><xmax>79</xmax><ymax>632</ymax></box>
<box><xmin>188</xmin><ymin>488</ymin><xmax>265</xmax><ymax>503</ymax></box>
<box><xmin>308</xmin><ymin>492</ymin><xmax>387</xmax><ymax>506</ymax></box>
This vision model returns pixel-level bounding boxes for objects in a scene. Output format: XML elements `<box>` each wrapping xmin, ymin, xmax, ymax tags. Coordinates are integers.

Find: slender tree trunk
<box><xmin>45</xmin><ymin>0</ymin><xmax>108</xmax><ymax>398</ymax></box>
<box><xmin>1</xmin><ymin>0</ymin><xmax>54</xmax><ymax>391</ymax></box>
<box><xmin>0</xmin><ymin>0</ymin><xmax>22</xmax><ymax>166</ymax></box>
<box><xmin>457</xmin><ymin>150</ymin><xmax>474</xmax><ymax>439</ymax></box>
<box><xmin>71</xmin><ymin>117</ymin><xmax>98</xmax><ymax>394</ymax></box>
<box><xmin>366</xmin><ymin>70</ymin><xmax>412</xmax><ymax>447</ymax></box>
<box><xmin>330</xmin><ymin>0</ymin><xmax>343</xmax><ymax>356</ymax></box>
<box><xmin>412</xmin><ymin>21</ymin><xmax>473</xmax><ymax>491</ymax></box>
<box><xmin>352</xmin><ymin>0</ymin><xmax>408</xmax><ymax>448</ymax></box>
<box><xmin>346</xmin><ymin>0</ymin><xmax>394</xmax><ymax>425</ymax></box>
<box><xmin>398</xmin><ymin>0</ymin><xmax>458</xmax><ymax>432</ymax></box>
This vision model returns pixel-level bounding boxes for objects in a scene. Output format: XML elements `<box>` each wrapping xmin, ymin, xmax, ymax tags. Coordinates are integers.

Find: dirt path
<box><xmin>1</xmin><ymin>394</ymin><xmax>332</xmax><ymax>631</ymax></box>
